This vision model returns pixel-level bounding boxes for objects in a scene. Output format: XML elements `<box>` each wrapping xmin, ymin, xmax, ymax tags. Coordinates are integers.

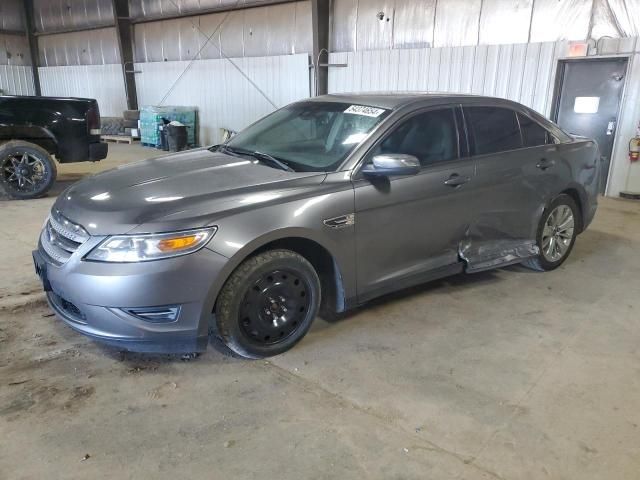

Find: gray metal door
<box><xmin>554</xmin><ymin>58</ymin><xmax>628</xmax><ymax>193</ymax></box>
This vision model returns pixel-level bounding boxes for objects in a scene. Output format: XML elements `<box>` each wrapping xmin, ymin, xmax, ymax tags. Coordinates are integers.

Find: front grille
<box><xmin>49</xmin><ymin>292</ymin><xmax>86</xmax><ymax>324</ymax></box>
<box><xmin>39</xmin><ymin>211</ymin><xmax>90</xmax><ymax>265</ymax></box>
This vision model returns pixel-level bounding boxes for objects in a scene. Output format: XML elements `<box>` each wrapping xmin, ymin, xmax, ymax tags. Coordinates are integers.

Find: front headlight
<box><xmin>85</xmin><ymin>227</ymin><xmax>217</xmax><ymax>263</ymax></box>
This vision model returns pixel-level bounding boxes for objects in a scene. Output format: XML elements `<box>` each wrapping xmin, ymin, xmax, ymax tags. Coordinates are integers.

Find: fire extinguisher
<box><xmin>630</xmin><ymin>137</ymin><xmax>640</xmax><ymax>162</ymax></box>
<box><xmin>630</xmin><ymin>122</ymin><xmax>640</xmax><ymax>162</ymax></box>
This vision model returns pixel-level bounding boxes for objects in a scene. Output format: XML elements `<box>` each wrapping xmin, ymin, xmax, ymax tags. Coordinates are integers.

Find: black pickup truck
<box><xmin>0</xmin><ymin>96</ymin><xmax>108</xmax><ymax>199</ymax></box>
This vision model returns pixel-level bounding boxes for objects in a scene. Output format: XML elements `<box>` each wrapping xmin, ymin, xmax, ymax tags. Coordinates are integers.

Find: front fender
<box><xmin>198</xmin><ymin>186</ymin><xmax>357</xmax><ymax>322</ymax></box>
<box><xmin>200</xmin><ymin>227</ymin><xmax>353</xmax><ymax>324</ymax></box>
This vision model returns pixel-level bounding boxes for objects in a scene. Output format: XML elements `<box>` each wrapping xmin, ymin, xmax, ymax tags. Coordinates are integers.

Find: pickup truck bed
<box><xmin>0</xmin><ymin>95</ymin><xmax>107</xmax><ymax>163</ymax></box>
<box><xmin>0</xmin><ymin>95</ymin><xmax>108</xmax><ymax>199</ymax></box>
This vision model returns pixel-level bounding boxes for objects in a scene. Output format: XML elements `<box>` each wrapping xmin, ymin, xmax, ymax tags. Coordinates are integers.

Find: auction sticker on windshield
<box><xmin>344</xmin><ymin>105</ymin><xmax>386</xmax><ymax>117</ymax></box>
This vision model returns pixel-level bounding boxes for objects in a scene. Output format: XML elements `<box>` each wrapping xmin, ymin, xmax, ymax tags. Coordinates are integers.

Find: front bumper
<box><xmin>36</xmin><ymin>242</ymin><xmax>229</xmax><ymax>353</ymax></box>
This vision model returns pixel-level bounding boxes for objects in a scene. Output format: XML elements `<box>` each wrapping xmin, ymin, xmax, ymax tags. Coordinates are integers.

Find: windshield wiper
<box><xmin>252</xmin><ymin>151</ymin><xmax>295</xmax><ymax>172</ymax></box>
<box><xmin>219</xmin><ymin>145</ymin><xmax>295</xmax><ymax>172</ymax></box>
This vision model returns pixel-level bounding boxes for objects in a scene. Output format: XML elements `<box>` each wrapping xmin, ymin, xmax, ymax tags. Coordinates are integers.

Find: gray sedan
<box><xmin>33</xmin><ymin>94</ymin><xmax>600</xmax><ymax>358</ymax></box>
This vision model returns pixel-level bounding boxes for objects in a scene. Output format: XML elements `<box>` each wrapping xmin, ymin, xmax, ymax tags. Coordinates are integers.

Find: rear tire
<box><xmin>214</xmin><ymin>249</ymin><xmax>321</xmax><ymax>359</ymax></box>
<box><xmin>523</xmin><ymin>194</ymin><xmax>580</xmax><ymax>272</ymax></box>
<box><xmin>0</xmin><ymin>140</ymin><xmax>57</xmax><ymax>199</ymax></box>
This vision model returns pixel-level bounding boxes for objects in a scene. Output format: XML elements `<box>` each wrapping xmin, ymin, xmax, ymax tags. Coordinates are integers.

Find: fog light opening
<box><xmin>125</xmin><ymin>306</ymin><xmax>181</xmax><ymax>323</ymax></box>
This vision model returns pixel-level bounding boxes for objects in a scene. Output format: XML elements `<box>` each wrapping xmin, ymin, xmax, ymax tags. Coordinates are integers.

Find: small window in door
<box><xmin>573</xmin><ymin>96</ymin><xmax>600</xmax><ymax>114</ymax></box>
<box><xmin>373</xmin><ymin>109</ymin><xmax>459</xmax><ymax>166</ymax></box>
<box><xmin>518</xmin><ymin>113</ymin><xmax>551</xmax><ymax>147</ymax></box>
<box><xmin>466</xmin><ymin>107</ymin><xmax>522</xmax><ymax>155</ymax></box>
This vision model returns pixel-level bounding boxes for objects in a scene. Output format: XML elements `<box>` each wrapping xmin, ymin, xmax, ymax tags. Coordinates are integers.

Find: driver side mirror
<box><xmin>362</xmin><ymin>154</ymin><xmax>421</xmax><ymax>177</ymax></box>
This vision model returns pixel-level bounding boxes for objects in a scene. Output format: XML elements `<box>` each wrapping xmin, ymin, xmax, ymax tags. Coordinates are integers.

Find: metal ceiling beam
<box><xmin>33</xmin><ymin>23</ymin><xmax>115</xmax><ymax>37</ymax></box>
<box><xmin>311</xmin><ymin>0</ymin><xmax>329</xmax><ymax>96</ymax></box>
<box><xmin>27</xmin><ymin>1</ymin><xmax>296</xmax><ymax>36</ymax></box>
<box><xmin>129</xmin><ymin>0</ymin><xmax>298</xmax><ymax>25</ymax></box>
<box><xmin>22</xmin><ymin>0</ymin><xmax>41</xmax><ymax>96</ymax></box>
<box><xmin>0</xmin><ymin>28</ymin><xmax>26</xmax><ymax>36</ymax></box>
<box><xmin>112</xmin><ymin>0</ymin><xmax>138</xmax><ymax>110</ymax></box>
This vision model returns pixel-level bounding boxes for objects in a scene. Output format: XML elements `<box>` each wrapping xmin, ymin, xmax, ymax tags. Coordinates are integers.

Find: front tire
<box><xmin>214</xmin><ymin>249</ymin><xmax>321</xmax><ymax>359</ymax></box>
<box><xmin>523</xmin><ymin>194</ymin><xmax>580</xmax><ymax>271</ymax></box>
<box><xmin>0</xmin><ymin>140</ymin><xmax>57</xmax><ymax>199</ymax></box>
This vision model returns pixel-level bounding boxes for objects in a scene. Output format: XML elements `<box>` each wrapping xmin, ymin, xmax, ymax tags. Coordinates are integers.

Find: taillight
<box><xmin>87</xmin><ymin>102</ymin><xmax>101</xmax><ymax>135</ymax></box>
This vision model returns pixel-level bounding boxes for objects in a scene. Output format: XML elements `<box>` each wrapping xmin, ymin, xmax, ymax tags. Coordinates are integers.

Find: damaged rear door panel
<box><xmin>460</xmin><ymin>105</ymin><xmax>567</xmax><ymax>272</ymax></box>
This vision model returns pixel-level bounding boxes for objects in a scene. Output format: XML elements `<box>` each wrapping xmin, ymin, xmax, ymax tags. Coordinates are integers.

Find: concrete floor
<box><xmin>1</xmin><ymin>144</ymin><xmax>639</xmax><ymax>479</ymax></box>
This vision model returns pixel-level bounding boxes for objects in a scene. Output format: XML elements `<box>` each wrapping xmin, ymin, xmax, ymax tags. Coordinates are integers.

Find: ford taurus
<box><xmin>33</xmin><ymin>94</ymin><xmax>600</xmax><ymax>358</ymax></box>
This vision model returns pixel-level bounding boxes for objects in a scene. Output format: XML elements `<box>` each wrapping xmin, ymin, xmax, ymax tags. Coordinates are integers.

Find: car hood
<box><xmin>53</xmin><ymin>148</ymin><xmax>326</xmax><ymax>235</ymax></box>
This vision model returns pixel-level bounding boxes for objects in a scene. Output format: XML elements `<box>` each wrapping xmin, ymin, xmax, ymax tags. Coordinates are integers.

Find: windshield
<box><xmin>223</xmin><ymin>102</ymin><xmax>390</xmax><ymax>172</ymax></box>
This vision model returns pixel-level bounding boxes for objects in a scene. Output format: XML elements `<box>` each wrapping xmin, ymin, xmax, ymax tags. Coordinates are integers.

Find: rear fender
<box><xmin>0</xmin><ymin>125</ymin><xmax>58</xmax><ymax>155</ymax></box>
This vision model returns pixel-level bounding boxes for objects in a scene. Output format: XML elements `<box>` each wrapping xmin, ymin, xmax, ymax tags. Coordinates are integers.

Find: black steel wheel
<box><xmin>239</xmin><ymin>269</ymin><xmax>311</xmax><ymax>345</ymax></box>
<box><xmin>214</xmin><ymin>249</ymin><xmax>321</xmax><ymax>359</ymax></box>
<box><xmin>0</xmin><ymin>141</ymin><xmax>57</xmax><ymax>199</ymax></box>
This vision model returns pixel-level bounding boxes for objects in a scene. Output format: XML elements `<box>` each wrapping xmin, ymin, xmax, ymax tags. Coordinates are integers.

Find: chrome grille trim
<box><xmin>48</xmin><ymin>211</ymin><xmax>90</xmax><ymax>243</ymax></box>
<box><xmin>39</xmin><ymin>211</ymin><xmax>90</xmax><ymax>265</ymax></box>
<box><xmin>40</xmin><ymin>230</ymin><xmax>69</xmax><ymax>264</ymax></box>
<box><xmin>46</xmin><ymin>222</ymin><xmax>79</xmax><ymax>252</ymax></box>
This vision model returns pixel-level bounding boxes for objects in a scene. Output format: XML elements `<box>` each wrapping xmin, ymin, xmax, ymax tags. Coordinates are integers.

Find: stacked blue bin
<box><xmin>140</xmin><ymin>106</ymin><xmax>198</xmax><ymax>148</ymax></box>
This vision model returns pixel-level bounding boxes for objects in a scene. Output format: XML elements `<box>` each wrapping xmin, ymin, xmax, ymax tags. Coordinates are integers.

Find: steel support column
<box><xmin>112</xmin><ymin>0</ymin><xmax>138</xmax><ymax>110</ymax></box>
<box><xmin>311</xmin><ymin>0</ymin><xmax>330</xmax><ymax>96</ymax></box>
<box><xmin>22</xmin><ymin>0</ymin><xmax>41</xmax><ymax>96</ymax></box>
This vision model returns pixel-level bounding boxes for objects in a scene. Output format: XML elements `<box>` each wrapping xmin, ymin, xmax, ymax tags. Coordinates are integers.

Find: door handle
<box><xmin>444</xmin><ymin>173</ymin><xmax>470</xmax><ymax>187</ymax></box>
<box><xmin>606</xmin><ymin>120</ymin><xmax>616</xmax><ymax>136</ymax></box>
<box><xmin>536</xmin><ymin>158</ymin><xmax>555</xmax><ymax>170</ymax></box>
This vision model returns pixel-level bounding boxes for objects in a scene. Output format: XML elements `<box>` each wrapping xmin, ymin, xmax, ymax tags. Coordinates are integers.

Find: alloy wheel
<box><xmin>2</xmin><ymin>152</ymin><xmax>48</xmax><ymax>194</ymax></box>
<box><xmin>541</xmin><ymin>205</ymin><xmax>575</xmax><ymax>262</ymax></box>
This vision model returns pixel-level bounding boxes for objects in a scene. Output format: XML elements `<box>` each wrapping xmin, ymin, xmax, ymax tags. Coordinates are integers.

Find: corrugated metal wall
<box><xmin>28</xmin><ymin>1</ymin><xmax>312</xmax><ymax>65</ymax></box>
<box><xmin>35</xmin><ymin>27</ymin><xmax>124</xmax><ymax>114</ymax></box>
<box><xmin>38</xmin><ymin>64</ymin><xmax>127</xmax><ymax>116</ymax></box>
<box><xmin>28</xmin><ymin>1</ymin><xmax>313</xmax><ymax>145</ymax></box>
<box><xmin>330</xmin><ymin>0</ymin><xmax>640</xmax><ymax>52</ymax></box>
<box><xmin>32</xmin><ymin>0</ymin><xmax>114</xmax><ymax>33</ymax></box>
<box><xmin>129</xmin><ymin>0</ymin><xmax>297</xmax><ymax>19</ymax></box>
<box><xmin>37</xmin><ymin>28</ymin><xmax>121</xmax><ymax>66</ymax></box>
<box><xmin>135</xmin><ymin>53</ymin><xmax>311</xmax><ymax>144</ymax></box>
<box><xmin>328</xmin><ymin>41</ymin><xmax>567</xmax><ymax>117</ymax></box>
<box><xmin>0</xmin><ymin>66</ymin><xmax>36</xmax><ymax>95</ymax></box>
<box><xmin>0</xmin><ymin>30</ymin><xmax>35</xmax><ymax>95</ymax></box>
<box><xmin>133</xmin><ymin>1</ymin><xmax>312</xmax><ymax>61</ymax></box>
<box><xmin>0</xmin><ymin>0</ymin><xmax>26</xmax><ymax>31</ymax></box>
<box><xmin>0</xmin><ymin>34</ymin><xmax>32</xmax><ymax>67</ymax></box>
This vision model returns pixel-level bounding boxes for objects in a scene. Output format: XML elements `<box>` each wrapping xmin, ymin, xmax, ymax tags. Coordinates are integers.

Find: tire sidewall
<box><xmin>534</xmin><ymin>194</ymin><xmax>580</xmax><ymax>271</ymax></box>
<box><xmin>216</xmin><ymin>251</ymin><xmax>321</xmax><ymax>359</ymax></box>
<box><xmin>0</xmin><ymin>142</ymin><xmax>57</xmax><ymax>199</ymax></box>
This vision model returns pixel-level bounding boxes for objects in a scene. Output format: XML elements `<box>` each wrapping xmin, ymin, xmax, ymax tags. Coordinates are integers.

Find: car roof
<box><xmin>308</xmin><ymin>92</ymin><xmax>522</xmax><ymax>110</ymax></box>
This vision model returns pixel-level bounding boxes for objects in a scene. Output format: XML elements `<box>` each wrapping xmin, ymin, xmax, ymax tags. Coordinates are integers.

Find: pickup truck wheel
<box><xmin>214</xmin><ymin>249</ymin><xmax>321</xmax><ymax>359</ymax></box>
<box><xmin>0</xmin><ymin>141</ymin><xmax>57</xmax><ymax>199</ymax></box>
<box><xmin>523</xmin><ymin>194</ymin><xmax>580</xmax><ymax>271</ymax></box>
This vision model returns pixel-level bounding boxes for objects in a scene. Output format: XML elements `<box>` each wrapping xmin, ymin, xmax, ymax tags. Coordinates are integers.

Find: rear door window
<box><xmin>518</xmin><ymin>113</ymin><xmax>552</xmax><ymax>147</ymax></box>
<box><xmin>466</xmin><ymin>106</ymin><xmax>522</xmax><ymax>155</ymax></box>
